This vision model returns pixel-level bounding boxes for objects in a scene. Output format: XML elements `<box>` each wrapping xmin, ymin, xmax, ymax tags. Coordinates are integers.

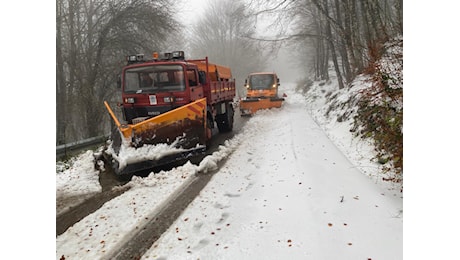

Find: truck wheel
<box><xmin>216</xmin><ymin>102</ymin><xmax>234</xmax><ymax>133</ymax></box>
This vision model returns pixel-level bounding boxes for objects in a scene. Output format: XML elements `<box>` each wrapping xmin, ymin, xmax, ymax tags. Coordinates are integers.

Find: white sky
<box><xmin>176</xmin><ymin>0</ymin><xmax>208</xmax><ymax>27</ymax></box>
<box><xmin>56</xmin><ymin>79</ymin><xmax>403</xmax><ymax>259</ymax></box>
<box><xmin>175</xmin><ymin>0</ymin><xmax>302</xmax><ymax>82</ymax></box>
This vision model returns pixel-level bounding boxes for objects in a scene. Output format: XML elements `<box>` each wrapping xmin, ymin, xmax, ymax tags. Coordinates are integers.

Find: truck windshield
<box><xmin>249</xmin><ymin>74</ymin><xmax>275</xmax><ymax>90</ymax></box>
<box><xmin>124</xmin><ymin>65</ymin><xmax>185</xmax><ymax>93</ymax></box>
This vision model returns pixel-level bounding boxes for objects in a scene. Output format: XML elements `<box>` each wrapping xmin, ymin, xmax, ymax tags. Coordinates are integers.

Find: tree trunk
<box><xmin>323</xmin><ymin>0</ymin><xmax>344</xmax><ymax>89</ymax></box>
<box><xmin>56</xmin><ymin>0</ymin><xmax>67</xmax><ymax>145</ymax></box>
<box><xmin>334</xmin><ymin>0</ymin><xmax>352</xmax><ymax>83</ymax></box>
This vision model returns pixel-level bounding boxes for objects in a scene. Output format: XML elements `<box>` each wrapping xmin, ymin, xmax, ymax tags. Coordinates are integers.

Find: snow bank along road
<box><xmin>56</xmin><ymin>84</ymin><xmax>402</xmax><ymax>259</ymax></box>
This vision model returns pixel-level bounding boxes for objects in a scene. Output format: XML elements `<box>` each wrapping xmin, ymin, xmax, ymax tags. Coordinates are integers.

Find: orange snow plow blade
<box><xmin>240</xmin><ymin>97</ymin><xmax>284</xmax><ymax>116</ymax></box>
<box><xmin>103</xmin><ymin>98</ymin><xmax>207</xmax><ymax>176</ymax></box>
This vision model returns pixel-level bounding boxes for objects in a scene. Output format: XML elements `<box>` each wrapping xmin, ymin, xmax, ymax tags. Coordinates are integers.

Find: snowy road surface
<box><xmin>56</xmin><ymin>82</ymin><xmax>403</xmax><ymax>259</ymax></box>
<box><xmin>142</xmin><ymin>87</ymin><xmax>403</xmax><ymax>260</ymax></box>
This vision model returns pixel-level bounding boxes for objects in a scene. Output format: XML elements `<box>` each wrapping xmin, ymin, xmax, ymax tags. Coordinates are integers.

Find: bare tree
<box><xmin>56</xmin><ymin>0</ymin><xmax>179</xmax><ymax>144</ymax></box>
<box><xmin>188</xmin><ymin>0</ymin><xmax>270</xmax><ymax>95</ymax></box>
<box><xmin>246</xmin><ymin>0</ymin><xmax>402</xmax><ymax>87</ymax></box>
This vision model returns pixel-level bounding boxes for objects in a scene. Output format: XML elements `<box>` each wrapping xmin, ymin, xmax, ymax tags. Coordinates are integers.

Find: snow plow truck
<box><xmin>239</xmin><ymin>72</ymin><xmax>285</xmax><ymax>116</ymax></box>
<box><xmin>102</xmin><ymin>51</ymin><xmax>235</xmax><ymax>178</ymax></box>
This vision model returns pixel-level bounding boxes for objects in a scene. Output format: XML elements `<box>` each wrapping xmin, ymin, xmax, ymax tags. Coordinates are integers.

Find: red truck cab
<box><xmin>121</xmin><ymin>52</ymin><xmax>202</xmax><ymax>124</ymax></box>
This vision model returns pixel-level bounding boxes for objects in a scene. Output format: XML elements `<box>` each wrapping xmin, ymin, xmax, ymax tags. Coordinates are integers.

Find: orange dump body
<box><xmin>189</xmin><ymin>61</ymin><xmax>232</xmax><ymax>80</ymax></box>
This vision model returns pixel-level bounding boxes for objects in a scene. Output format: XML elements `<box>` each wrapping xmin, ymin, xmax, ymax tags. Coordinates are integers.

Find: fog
<box><xmin>266</xmin><ymin>47</ymin><xmax>305</xmax><ymax>85</ymax></box>
<box><xmin>179</xmin><ymin>0</ymin><xmax>305</xmax><ymax>85</ymax></box>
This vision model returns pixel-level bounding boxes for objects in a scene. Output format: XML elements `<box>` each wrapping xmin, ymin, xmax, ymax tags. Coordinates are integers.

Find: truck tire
<box><xmin>216</xmin><ymin>102</ymin><xmax>234</xmax><ymax>133</ymax></box>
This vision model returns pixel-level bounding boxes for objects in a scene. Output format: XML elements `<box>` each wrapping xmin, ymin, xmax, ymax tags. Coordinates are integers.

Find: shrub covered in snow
<box><xmin>353</xmin><ymin>36</ymin><xmax>403</xmax><ymax>179</ymax></box>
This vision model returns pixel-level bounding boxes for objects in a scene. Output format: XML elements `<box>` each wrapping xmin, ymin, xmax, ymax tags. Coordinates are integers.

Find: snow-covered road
<box><xmin>142</xmin><ymin>86</ymin><xmax>403</xmax><ymax>260</ymax></box>
<box><xmin>56</xmin><ymin>81</ymin><xmax>403</xmax><ymax>259</ymax></box>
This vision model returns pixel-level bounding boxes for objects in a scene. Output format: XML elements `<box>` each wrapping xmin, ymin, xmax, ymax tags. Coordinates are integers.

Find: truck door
<box><xmin>188</xmin><ymin>68</ymin><xmax>204</xmax><ymax>101</ymax></box>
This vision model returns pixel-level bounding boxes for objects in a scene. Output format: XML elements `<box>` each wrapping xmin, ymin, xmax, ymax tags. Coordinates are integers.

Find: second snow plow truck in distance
<box><xmin>239</xmin><ymin>72</ymin><xmax>285</xmax><ymax>116</ymax></box>
<box><xmin>102</xmin><ymin>51</ymin><xmax>235</xmax><ymax>178</ymax></box>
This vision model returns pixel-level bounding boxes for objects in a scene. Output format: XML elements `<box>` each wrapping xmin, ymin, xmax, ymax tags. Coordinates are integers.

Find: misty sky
<box><xmin>177</xmin><ymin>0</ymin><xmax>302</xmax><ymax>83</ymax></box>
